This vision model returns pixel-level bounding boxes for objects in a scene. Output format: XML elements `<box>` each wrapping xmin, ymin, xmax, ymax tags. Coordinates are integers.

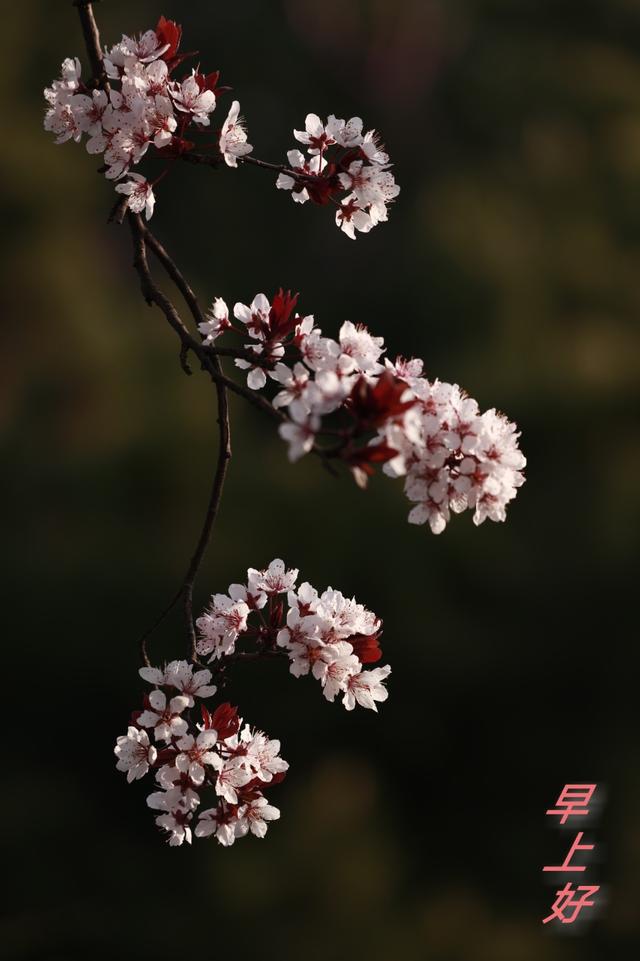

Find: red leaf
<box><xmin>200</xmin><ymin>704</ymin><xmax>213</xmax><ymax>729</ymax></box>
<box><xmin>306</xmin><ymin>168</ymin><xmax>341</xmax><ymax>206</ymax></box>
<box><xmin>194</xmin><ymin>70</ymin><xmax>230</xmax><ymax>97</ymax></box>
<box><xmin>348</xmin><ymin>371</ymin><xmax>416</xmax><ymax>429</ymax></box>
<box><xmin>344</xmin><ymin>442</ymin><xmax>398</xmax><ymax>474</ymax></box>
<box><xmin>349</xmin><ymin>631</ymin><xmax>383</xmax><ymax>664</ymax></box>
<box><xmin>155</xmin><ymin>16</ymin><xmax>182</xmax><ymax>62</ymax></box>
<box><xmin>165</xmin><ymin>50</ymin><xmax>199</xmax><ymax>75</ymax></box>
<box><xmin>268</xmin><ymin>770</ymin><xmax>288</xmax><ymax>787</ymax></box>
<box><xmin>210</xmin><ymin>702</ymin><xmax>240</xmax><ymax>739</ymax></box>
<box><xmin>268</xmin><ymin>288</ymin><xmax>300</xmax><ymax>340</ymax></box>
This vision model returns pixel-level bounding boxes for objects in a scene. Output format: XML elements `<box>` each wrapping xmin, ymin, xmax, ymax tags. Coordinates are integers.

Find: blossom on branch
<box><xmin>169</xmin><ymin>70</ymin><xmax>216</xmax><ymax>125</ymax></box>
<box><xmin>115</xmin><ymin>559</ymin><xmax>388</xmax><ymax>845</ymax></box>
<box><xmin>193</xmin><ymin>560</ymin><xmax>390</xmax><ymax>712</ymax></box>
<box><xmin>198</xmin><ymin>297</ymin><xmax>231</xmax><ymax>345</ymax></box>
<box><xmin>115</xmin><ymin>727</ymin><xmax>157</xmax><ymax>782</ymax></box>
<box><xmin>199</xmin><ymin>288</ymin><xmax>526</xmax><ymax>532</ymax></box>
<box><xmin>115</xmin><ymin>693</ymin><xmax>288</xmax><ymax>847</ymax></box>
<box><xmin>219</xmin><ymin>100</ymin><xmax>253</xmax><ymax>167</ymax></box>
<box><xmin>44</xmin><ymin>17</ymin><xmax>239</xmax><ymax>218</ymax></box>
<box><xmin>115</xmin><ymin>173</ymin><xmax>156</xmax><ymax>220</ymax></box>
<box><xmin>277</xmin><ymin>112</ymin><xmax>400</xmax><ymax>237</ymax></box>
<box><xmin>59</xmin><ymin>6</ymin><xmax>528</xmax><ymax>853</ymax></box>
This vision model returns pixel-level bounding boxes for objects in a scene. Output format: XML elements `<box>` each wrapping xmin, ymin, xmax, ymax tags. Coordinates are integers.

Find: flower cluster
<box><xmin>115</xmin><ymin>562</ymin><xmax>389</xmax><ymax>845</ymax></box>
<box><xmin>44</xmin><ymin>17</ymin><xmax>252</xmax><ymax>219</ymax></box>
<box><xmin>196</xmin><ymin>559</ymin><xmax>391</xmax><ymax>711</ymax></box>
<box><xmin>115</xmin><ymin>660</ymin><xmax>286</xmax><ymax>847</ymax></box>
<box><xmin>277</xmin><ymin>113</ymin><xmax>400</xmax><ymax>238</ymax></box>
<box><xmin>198</xmin><ymin>291</ymin><xmax>526</xmax><ymax>531</ymax></box>
<box><xmin>379</xmin><ymin>363</ymin><xmax>527</xmax><ymax>533</ymax></box>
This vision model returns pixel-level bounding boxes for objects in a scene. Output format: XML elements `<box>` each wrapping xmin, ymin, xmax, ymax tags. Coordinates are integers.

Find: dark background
<box><xmin>2</xmin><ymin>1</ymin><xmax>639</xmax><ymax>958</ymax></box>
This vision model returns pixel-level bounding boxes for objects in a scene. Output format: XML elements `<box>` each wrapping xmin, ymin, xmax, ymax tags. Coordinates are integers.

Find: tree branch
<box><xmin>72</xmin><ymin>1</ymin><xmax>110</xmax><ymax>93</ymax></box>
<box><xmin>126</xmin><ymin>213</ymin><xmax>233</xmax><ymax>661</ymax></box>
<box><xmin>173</xmin><ymin>150</ymin><xmax>323</xmax><ymax>184</ymax></box>
<box><xmin>128</xmin><ymin>215</ymin><xmax>282</xmax><ymax>422</ymax></box>
<box><xmin>72</xmin><ymin>2</ymin><xmax>340</xmax><ymax>669</ymax></box>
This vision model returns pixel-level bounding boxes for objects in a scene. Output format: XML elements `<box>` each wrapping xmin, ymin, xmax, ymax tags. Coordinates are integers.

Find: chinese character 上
<box><xmin>543</xmin><ymin>832</ymin><xmax>594</xmax><ymax>873</ymax></box>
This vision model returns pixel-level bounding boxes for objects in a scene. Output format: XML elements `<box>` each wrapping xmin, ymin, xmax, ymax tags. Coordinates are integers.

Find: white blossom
<box><xmin>278</xmin><ymin>113</ymin><xmax>399</xmax><ymax>236</ymax></box>
<box><xmin>169</xmin><ymin>71</ymin><xmax>216</xmax><ymax>125</ymax></box>
<box><xmin>114</xmin><ymin>726</ymin><xmax>157</xmax><ymax>782</ymax></box>
<box><xmin>196</xmin><ymin>593</ymin><xmax>250</xmax><ymax>661</ymax></box>
<box><xmin>175</xmin><ymin>730</ymin><xmax>220</xmax><ymax>786</ymax></box>
<box><xmin>343</xmin><ymin>665</ymin><xmax>392</xmax><ymax>711</ymax></box>
<box><xmin>154</xmin><ymin>812</ymin><xmax>193</xmax><ymax>846</ymax></box>
<box><xmin>219</xmin><ymin>100</ymin><xmax>253</xmax><ymax>167</ymax></box>
<box><xmin>278</xmin><ymin>414</ymin><xmax>319</xmax><ymax>462</ymax></box>
<box><xmin>293</xmin><ymin>113</ymin><xmax>337</xmax><ymax>154</ymax></box>
<box><xmin>115</xmin><ymin>173</ymin><xmax>156</xmax><ymax>220</ymax></box>
<box><xmin>163</xmin><ymin>660</ymin><xmax>217</xmax><ymax>704</ymax></box>
<box><xmin>339</xmin><ymin>320</ymin><xmax>385</xmax><ymax>374</ymax></box>
<box><xmin>336</xmin><ymin>196</ymin><xmax>373</xmax><ymax>240</ymax></box>
<box><xmin>271</xmin><ymin>362</ymin><xmax>316</xmax><ymax>421</ymax></box>
<box><xmin>195</xmin><ymin>806</ymin><xmax>245</xmax><ymax>846</ymax></box>
<box><xmin>198</xmin><ymin>297</ymin><xmax>231</xmax><ymax>345</ymax></box>
<box><xmin>137</xmin><ymin>690</ymin><xmax>190</xmax><ymax>742</ymax></box>
<box><xmin>215</xmin><ymin>758</ymin><xmax>252</xmax><ymax>804</ymax></box>
<box><xmin>239</xmin><ymin>797</ymin><xmax>280</xmax><ymax>838</ymax></box>
<box><xmin>241</xmin><ymin>728</ymin><xmax>289</xmax><ymax>782</ymax></box>
<box><xmin>248</xmin><ymin>558</ymin><xmax>299</xmax><ymax>595</ymax></box>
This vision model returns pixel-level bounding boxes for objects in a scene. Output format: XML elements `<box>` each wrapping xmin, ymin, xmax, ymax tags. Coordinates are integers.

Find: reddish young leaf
<box><xmin>349</xmin><ymin>631</ymin><xmax>383</xmax><ymax>664</ymax></box>
<box><xmin>348</xmin><ymin>371</ymin><xmax>416</xmax><ymax>429</ymax></box>
<box><xmin>344</xmin><ymin>441</ymin><xmax>399</xmax><ymax>475</ymax></box>
<box><xmin>306</xmin><ymin>167</ymin><xmax>341</xmax><ymax>206</ymax></box>
<box><xmin>210</xmin><ymin>702</ymin><xmax>240</xmax><ymax>739</ymax></box>
<box><xmin>200</xmin><ymin>704</ymin><xmax>214</xmax><ymax>729</ymax></box>
<box><xmin>268</xmin><ymin>288</ymin><xmax>300</xmax><ymax>340</ymax></box>
<box><xmin>155</xmin><ymin>16</ymin><xmax>182</xmax><ymax>61</ymax></box>
<box><xmin>194</xmin><ymin>70</ymin><xmax>231</xmax><ymax>97</ymax></box>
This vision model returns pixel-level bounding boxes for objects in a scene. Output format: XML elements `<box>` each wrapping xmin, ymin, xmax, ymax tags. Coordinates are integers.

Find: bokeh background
<box><xmin>3</xmin><ymin>1</ymin><xmax>640</xmax><ymax>958</ymax></box>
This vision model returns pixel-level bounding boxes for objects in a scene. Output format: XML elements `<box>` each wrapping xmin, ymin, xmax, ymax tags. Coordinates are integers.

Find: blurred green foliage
<box><xmin>2</xmin><ymin>1</ymin><xmax>639</xmax><ymax>959</ymax></box>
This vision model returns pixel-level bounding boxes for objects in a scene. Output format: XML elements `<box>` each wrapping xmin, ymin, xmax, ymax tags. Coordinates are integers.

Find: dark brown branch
<box><xmin>72</xmin><ymin>1</ymin><xmax>339</xmax><ymax>670</ymax></box>
<box><xmin>178</xmin><ymin>152</ymin><xmax>225</xmax><ymax>170</ymax></box>
<box><xmin>128</xmin><ymin>215</ymin><xmax>281</xmax><ymax>423</ymax></box>
<box><xmin>72</xmin><ymin>1</ymin><xmax>110</xmax><ymax>93</ymax></box>
<box><xmin>131</xmin><ymin>225</ymin><xmax>240</xmax><ymax>655</ymax></box>
<box><xmin>173</xmin><ymin>150</ymin><xmax>321</xmax><ymax>184</ymax></box>
<box><xmin>128</xmin><ymin>213</ymin><xmax>196</xmax><ymax>347</ymax></box>
<box><xmin>137</xmin><ymin>586</ymin><xmax>185</xmax><ymax>667</ymax></box>
<box><xmin>138</xmin><ymin>224</ymin><xmax>207</xmax><ymax>328</ymax></box>
<box><xmin>126</xmin><ymin>213</ymin><xmax>232</xmax><ymax>661</ymax></box>
<box><xmin>134</xmin><ymin>225</ymin><xmax>233</xmax><ymax>657</ymax></box>
<box><xmin>181</xmin><ymin>370</ymin><xmax>230</xmax><ymax>660</ymax></box>
<box><xmin>242</xmin><ymin>156</ymin><xmax>301</xmax><ymax>176</ymax></box>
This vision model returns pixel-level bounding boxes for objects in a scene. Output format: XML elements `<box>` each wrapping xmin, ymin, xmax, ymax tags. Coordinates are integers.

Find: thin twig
<box><xmin>128</xmin><ymin>215</ymin><xmax>281</xmax><ymax>422</ymax></box>
<box><xmin>139</xmin><ymin>227</ymin><xmax>206</xmax><ymax>327</ymax></box>
<box><xmin>128</xmin><ymin>223</ymin><xmax>234</xmax><ymax>656</ymax></box>
<box><xmin>72</xmin><ymin>1</ymin><xmax>110</xmax><ymax>93</ymax></box>
<box><xmin>137</xmin><ymin>585</ymin><xmax>185</xmax><ymax>667</ymax></box>
<box><xmin>72</xmin><ymin>1</ymin><xmax>339</xmax><ymax>671</ymax></box>
<box><xmin>172</xmin><ymin>150</ymin><xmax>323</xmax><ymax>184</ymax></box>
<box><xmin>128</xmin><ymin>213</ymin><xmax>196</xmax><ymax>347</ymax></box>
<box><xmin>181</xmin><ymin>370</ymin><xmax>230</xmax><ymax>660</ymax></box>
